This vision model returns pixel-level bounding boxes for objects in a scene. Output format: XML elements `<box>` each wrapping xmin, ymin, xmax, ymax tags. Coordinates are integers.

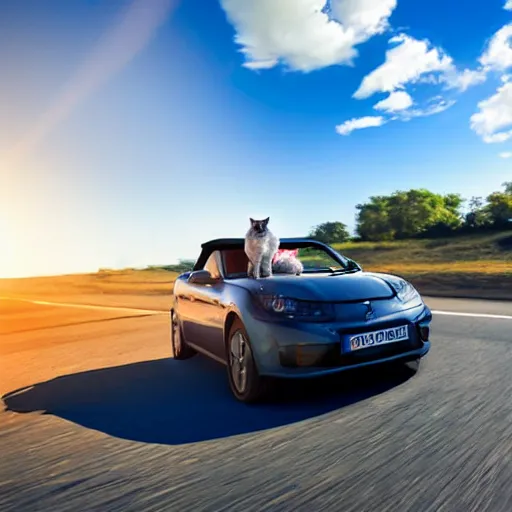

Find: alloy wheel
<box><xmin>229</xmin><ymin>330</ymin><xmax>248</xmax><ymax>394</ymax></box>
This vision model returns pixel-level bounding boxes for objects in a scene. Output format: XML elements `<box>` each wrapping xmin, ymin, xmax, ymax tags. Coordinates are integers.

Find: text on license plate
<box><xmin>349</xmin><ymin>325</ymin><xmax>408</xmax><ymax>351</ymax></box>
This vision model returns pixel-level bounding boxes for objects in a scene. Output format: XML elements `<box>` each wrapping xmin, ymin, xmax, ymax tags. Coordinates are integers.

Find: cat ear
<box><xmin>263</xmin><ymin>217</ymin><xmax>269</xmax><ymax>225</ymax></box>
<box><xmin>250</xmin><ymin>218</ymin><xmax>255</xmax><ymax>224</ymax></box>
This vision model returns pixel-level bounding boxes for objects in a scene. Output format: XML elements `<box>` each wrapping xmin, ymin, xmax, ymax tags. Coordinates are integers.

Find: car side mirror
<box><xmin>348</xmin><ymin>258</ymin><xmax>362</xmax><ymax>271</ymax></box>
<box><xmin>187</xmin><ymin>269</ymin><xmax>219</xmax><ymax>285</ymax></box>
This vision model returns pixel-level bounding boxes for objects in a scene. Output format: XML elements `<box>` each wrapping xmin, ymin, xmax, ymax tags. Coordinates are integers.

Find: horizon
<box><xmin>2</xmin><ymin>222</ymin><xmax>509</xmax><ymax>280</ymax></box>
<box><xmin>2</xmin><ymin>0</ymin><xmax>512</xmax><ymax>278</ymax></box>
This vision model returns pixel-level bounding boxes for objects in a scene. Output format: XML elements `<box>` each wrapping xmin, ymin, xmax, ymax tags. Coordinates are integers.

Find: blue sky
<box><xmin>1</xmin><ymin>0</ymin><xmax>512</xmax><ymax>277</ymax></box>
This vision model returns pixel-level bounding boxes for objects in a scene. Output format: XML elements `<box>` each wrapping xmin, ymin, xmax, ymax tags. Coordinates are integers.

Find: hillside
<box><xmin>334</xmin><ymin>231</ymin><xmax>511</xmax><ymax>300</ymax></box>
<box><xmin>333</xmin><ymin>231</ymin><xmax>512</xmax><ymax>265</ymax></box>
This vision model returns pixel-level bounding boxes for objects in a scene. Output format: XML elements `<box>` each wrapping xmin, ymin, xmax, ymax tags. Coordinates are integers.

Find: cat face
<box><xmin>249</xmin><ymin>217</ymin><xmax>270</xmax><ymax>234</ymax></box>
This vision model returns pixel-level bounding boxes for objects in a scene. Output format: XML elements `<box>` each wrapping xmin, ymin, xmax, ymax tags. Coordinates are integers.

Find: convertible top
<box><xmin>194</xmin><ymin>237</ymin><xmax>354</xmax><ymax>272</ymax></box>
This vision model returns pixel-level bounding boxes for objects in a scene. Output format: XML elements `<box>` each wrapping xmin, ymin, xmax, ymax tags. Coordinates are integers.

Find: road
<box><xmin>0</xmin><ymin>296</ymin><xmax>511</xmax><ymax>512</ymax></box>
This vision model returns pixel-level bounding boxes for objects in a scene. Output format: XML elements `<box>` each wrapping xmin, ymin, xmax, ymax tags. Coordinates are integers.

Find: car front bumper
<box><xmin>245</xmin><ymin>303</ymin><xmax>432</xmax><ymax>378</ymax></box>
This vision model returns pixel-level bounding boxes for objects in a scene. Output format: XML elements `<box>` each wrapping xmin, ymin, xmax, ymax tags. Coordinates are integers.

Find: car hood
<box><xmin>232</xmin><ymin>271</ymin><xmax>397</xmax><ymax>302</ymax></box>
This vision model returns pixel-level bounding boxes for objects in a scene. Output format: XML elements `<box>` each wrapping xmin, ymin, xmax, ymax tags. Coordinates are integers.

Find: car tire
<box><xmin>226</xmin><ymin>318</ymin><xmax>272</xmax><ymax>404</ymax></box>
<box><xmin>170</xmin><ymin>310</ymin><xmax>196</xmax><ymax>360</ymax></box>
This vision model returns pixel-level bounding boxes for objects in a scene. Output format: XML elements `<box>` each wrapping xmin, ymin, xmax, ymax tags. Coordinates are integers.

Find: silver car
<box><xmin>170</xmin><ymin>238</ymin><xmax>432</xmax><ymax>403</ymax></box>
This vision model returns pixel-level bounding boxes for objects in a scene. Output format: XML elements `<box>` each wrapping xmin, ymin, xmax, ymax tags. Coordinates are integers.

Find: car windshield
<box><xmin>220</xmin><ymin>244</ymin><xmax>358</xmax><ymax>279</ymax></box>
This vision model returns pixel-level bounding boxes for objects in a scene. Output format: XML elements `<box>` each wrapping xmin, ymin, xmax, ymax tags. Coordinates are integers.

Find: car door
<box><xmin>180</xmin><ymin>251</ymin><xmax>227</xmax><ymax>360</ymax></box>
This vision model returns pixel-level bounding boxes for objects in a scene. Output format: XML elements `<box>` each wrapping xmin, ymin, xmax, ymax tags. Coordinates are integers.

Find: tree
<box><xmin>355</xmin><ymin>189</ymin><xmax>464</xmax><ymax>241</ymax></box>
<box><xmin>355</xmin><ymin>196</ymin><xmax>395</xmax><ymax>241</ymax></box>
<box><xmin>486</xmin><ymin>191</ymin><xmax>512</xmax><ymax>227</ymax></box>
<box><xmin>308</xmin><ymin>221</ymin><xmax>350</xmax><ymax>244</ymax></box>
<box><xmin>503</xmin><ymin>181</ymin><xmax>512</xmax><ymax>195</ymax></box>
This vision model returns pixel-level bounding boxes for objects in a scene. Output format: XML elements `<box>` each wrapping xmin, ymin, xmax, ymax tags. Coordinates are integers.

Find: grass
<box><xmin>0</xmin><ymin>231</ymin><xmax>510</xmax><ymax>303</ymax></box>
<box><xmin>0</xmin><ymin>269</ymin><xmax>178</xmax><ymax>296</ymax></box>
<box><xmin>332</xmin><ymin>231</ymin><xmax>512</xmax><ymax>300</ymax></box>
<box><xmin>0</xmin><ymin>270</ymin><xmax>178</xmax><ymax>312</ymax></box>
<box><xmin>332</xmin><ymin>231</ymin><xmax>512</xmax><ymax>264</ymax></box>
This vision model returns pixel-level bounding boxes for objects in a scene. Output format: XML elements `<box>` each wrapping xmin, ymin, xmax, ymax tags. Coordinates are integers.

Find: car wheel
<box><xmin>226</xmin><ymin>318</ymin><xmax>272</xmax><ymax>403</ymax></box>
<box><xmin>170</xmin><ymin>310</ymin><xmax>196</xmax><ymax>360</ymax></box>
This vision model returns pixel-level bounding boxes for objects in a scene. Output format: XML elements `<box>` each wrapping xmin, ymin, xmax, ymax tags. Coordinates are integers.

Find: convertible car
<box><xmin>170</xmin><ymin>238</ymin><xmax>432</xmax><ymax>403</ymax></box>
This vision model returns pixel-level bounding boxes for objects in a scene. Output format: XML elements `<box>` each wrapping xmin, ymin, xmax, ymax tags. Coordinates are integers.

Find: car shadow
<box><xmin>2</xmin><ymin>355</ymin><xmax>417</xmax><ymax>445</ymax></box>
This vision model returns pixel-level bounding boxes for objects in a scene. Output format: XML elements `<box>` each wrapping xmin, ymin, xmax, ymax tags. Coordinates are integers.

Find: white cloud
<box><xmin>335</xmin><ymin>95</ymin><xmax>454</xmax><ymax>137</ymax></box>
<box><xmin>399</xmin><ymin>96</ymin><xmax>456</xmax><ymax>120</ymax></box>
<box><xmin>504</xmin><ymin>0</ymin><xmax>512</xmax><ymax>11</ymax></box>
<box><xmin>443</xmin><ymin>67</ymin><xmax>488</xmax><ymax>92</ymax></box>
<box><xmin>499</xmin><ymin>151</ymin><xmax>512</xmax><ymax>158</ymax></box>
<box><xmin>219</xmin><ymin>0</ymin><xmax>397</xmax><ymax>72</ymax></box>
<box><xmin>353</xmin><ymin>34</ymin><xmax>454</xmax><ymax>99</ymax></box>
<box><xmin>486</xmin><ymin>132</ymin><xmax>512</xmax><ymax>143</ymax></box>
<box><xmin>329</xmin><ymin>0</ymin><xmax>397</xmax><ymax>38</ymax></box>
<box><xmin>243</xmin><ymin>59</ymin><xmax>278</xmax><ymax>70</ymax></box>
<box><xmin>373</xmin><ymin>91</ymin><xmax>413</xmax><ymax>112</ymax></box>
<box><xmin>470</xmin><ymin>81</ymin><xmax>512</xmax><ymax>143</ymax></box>
<box><xmin>354</xmin><ymin>33</ymin><xmax>487</xmax><ymax>101</ymax></box>
<box><xmin>335</xmin><ymin>115</ymin><xmax>386</xmax><ymax>135</ymax></box>
<box><xmin>479</xmin><ymin>23</ymin><xmax>512</xmax><ymax>72</ymax></box>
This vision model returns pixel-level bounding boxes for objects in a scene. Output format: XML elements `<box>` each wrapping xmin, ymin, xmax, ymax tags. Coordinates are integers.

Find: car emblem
<box><xmin>363</xmin><ymin>300</ymin><xmax>375</xmax><ymax>321</ymax></box>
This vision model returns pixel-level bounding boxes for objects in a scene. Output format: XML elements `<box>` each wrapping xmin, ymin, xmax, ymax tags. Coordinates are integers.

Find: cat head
<box><xmin>249</xmin><ymin>217</ymin><xmax>270</xmax><ymax>234</ymax></box>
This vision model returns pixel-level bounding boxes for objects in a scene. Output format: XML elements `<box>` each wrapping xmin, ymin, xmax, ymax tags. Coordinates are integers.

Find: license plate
<box><xmin>349</xmin><ymin>325</ymin><xmax>409</xmax><ymax>352</ymax></box>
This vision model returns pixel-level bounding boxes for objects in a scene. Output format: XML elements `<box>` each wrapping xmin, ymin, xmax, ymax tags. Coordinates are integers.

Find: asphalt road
<box><xmin>0</xmin><ymin>296</ymin><xmax>511</xmax><ymax>512</ymax></box>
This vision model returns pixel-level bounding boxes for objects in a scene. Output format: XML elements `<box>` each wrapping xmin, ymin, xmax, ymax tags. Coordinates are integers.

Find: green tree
<box><xmin>355</xmin><ymin>196</ymin><xmax>395</xmax><ymax>241</ymax></box>
<box><xmin>443</xmin><ymin>193</ymin><xmax>465</xmax><ymax>216</ymax></box>
<box><xmin>356</xmin><ymin>189</ymin><xmax>464</xmax><ymax>241</ymax></box>
<box><xmin>308</xmin><ymin>221</ymin><xmax>350</xmax><ymax>244</ymax></box>
<box><xmin>486</xmin><ymin>190</ymin><xmax>512</xmax><ymax>227</ymax></box>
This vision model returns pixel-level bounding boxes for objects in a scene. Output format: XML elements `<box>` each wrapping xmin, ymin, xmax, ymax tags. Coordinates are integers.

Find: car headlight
<box><xmin>390</xmin><ymin>278</ymin><xmax>420</xmax><ymax>303</ymax></box>
<box><xmin>257</xmin><ymin>294</ymin><xmax>335</xmax><ymax>322</ymax></box>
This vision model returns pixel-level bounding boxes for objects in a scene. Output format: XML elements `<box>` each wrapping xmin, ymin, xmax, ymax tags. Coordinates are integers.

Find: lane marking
<box><xmin>432</xmin><ymin>310</ymin><xmax>512</xmax><ymax>320</ymax></box>
<box><xmin>0</xmin><ymin>297</ymin><xmax>166</xmax><ymax>315</ymax></box>
<box><xmin>2</xmin><ymin>297</ymin><xmax>511</xmax><ymax>320</ymax></box>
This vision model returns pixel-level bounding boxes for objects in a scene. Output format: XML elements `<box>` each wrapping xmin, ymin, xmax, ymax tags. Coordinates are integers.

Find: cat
<box><xmin>244</xmin><ymin>217</ymin><xmax>279</xmax><ymax>279</ymax></box>
<box><xmin>272</xmin><ymin>249</ymin><xmax>304</xmax><ymax>275</ymax></box>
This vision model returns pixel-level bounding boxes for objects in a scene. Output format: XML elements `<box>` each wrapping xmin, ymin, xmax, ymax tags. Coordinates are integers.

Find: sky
<box><xmin>1</xmin><ymin>0</ymin><xmax>512</xmax><ymax>278</ymax></box>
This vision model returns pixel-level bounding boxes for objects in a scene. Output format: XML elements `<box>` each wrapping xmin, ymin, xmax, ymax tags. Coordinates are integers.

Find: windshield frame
<box><xmin>213</xmin><ymin>240</ymin><xmax>361</xmax><ymax>280</ymax></box>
